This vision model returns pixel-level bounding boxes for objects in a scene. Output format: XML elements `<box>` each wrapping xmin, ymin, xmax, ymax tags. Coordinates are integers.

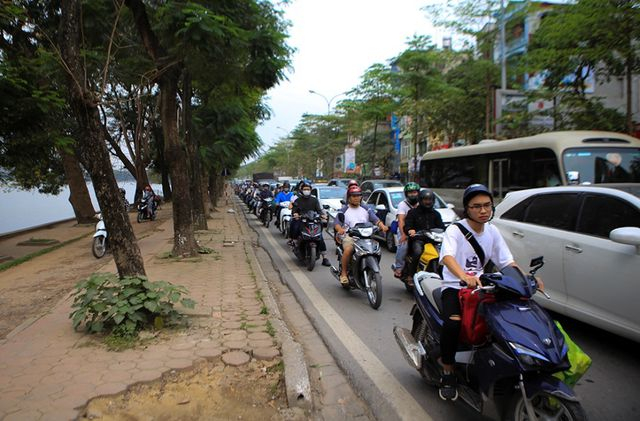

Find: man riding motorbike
<box><xmin>393</xmin><ymin>182</ymin><xmax>420</xmax><ymax>278</ymax></box>
<box><xmin>274</xmin><ymin>181</ymin><xmax>294</xmax><ymax>228</ymax></box>
<box><xmin>334</xmin><ymin>186</ymin><xmax>388</xmax><ymax>286</ymax></box>
<box><xmin>142</xmin><ymin>185</ymin><xmax>157</xmax><ymax>218</ymax></box>
<box><xmin>289</xmin><ymin>182</ymin><xmax>331</xmax><ymax>267</ymax></box>
<box><xmin>404</xmin><ymin>188</ymin><xmax>445</xmax><ymax>286</ymax></box>
<box><xmin>437</xmin><ymin>184</ymin><xmax>543</xmax><ymax>401</ymax></box>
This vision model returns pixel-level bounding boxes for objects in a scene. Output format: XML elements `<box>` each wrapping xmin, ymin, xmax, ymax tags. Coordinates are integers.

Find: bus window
<box><xmin>563</xmin><ymin>147</ymin><xmax>640</xmax><ymax>184</ymax></box>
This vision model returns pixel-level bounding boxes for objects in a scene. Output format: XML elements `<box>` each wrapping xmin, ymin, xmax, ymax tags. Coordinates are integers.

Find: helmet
<box><xmin>299</xmin><ymin>182</ymin><xmax>312</xmax><ymax>191</ymax></box>
<box><xmin>347</xmin><ymin>179</ymin><xmax>359</xmax><ymax>188</ymax></box>
<box><xmin>283</xmin><ymin>181</ymin><xmax>290</xmax><ymax>188</ymax></box>
<box><xmin>404</xmin><ymin>182</ymin><xmax>420</xmax><ymax>196</ymax></box>
<box><xmin>462</xmin><ymin>184</ymin><xmax>492</xmax><ymax>208</ymax></box>
<box><xmin>144</xmin><ymin>185</ymin><xmax>152</xmax><ymax>192</ymax></box>
<box><xmin>347</xmin><ymin>185</ymin><xmax>362</xmax><ymax>197</ymax></box>
<box><xmin>418</xmin><ymin>188</ymin><xmax>435</xmax><ymax>210</ymax></box>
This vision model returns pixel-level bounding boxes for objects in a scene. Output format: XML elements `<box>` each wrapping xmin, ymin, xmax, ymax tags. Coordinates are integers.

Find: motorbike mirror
<box><xmin>340</xmin><ymin>199</ymin><xmax>346</xmax><ymax>205</ymax></box>
<box><xmin>323</xmin><ymin>204</ymin><xmax>330</xmax><ymax>209</ymax></box>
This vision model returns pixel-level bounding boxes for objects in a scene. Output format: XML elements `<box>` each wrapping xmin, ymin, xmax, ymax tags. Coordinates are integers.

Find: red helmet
<box><xmin>347</xmin><ymin>185</ymin><xmax>362</xmax><ymax>197</ymax></box>
<box><xmin>347</xmin><ymin>179</ymin><xmax>359</xmax><ymax>188</ymax></box>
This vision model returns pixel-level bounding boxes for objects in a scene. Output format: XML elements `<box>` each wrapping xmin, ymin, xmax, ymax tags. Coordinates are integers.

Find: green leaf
<box><xmin>144</xmin><ymin>301</ymin><xmax>159</xmax><ymax>312</ymax></box>
<box><xmin>113</xmin><ymin>314</ymin><xmax>125</xmax><ymax>325</ymax></box>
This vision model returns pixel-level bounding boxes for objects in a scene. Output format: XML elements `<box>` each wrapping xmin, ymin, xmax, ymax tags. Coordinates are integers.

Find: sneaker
<box><xmin>322</xmin><ymin>258</ymin><xmax>331</xmax><ymax>267</ymax></box>
<box><xmin>438</xmin><ymin>373</ymin><xmax>458</xmax><ymax>401</ymax></box>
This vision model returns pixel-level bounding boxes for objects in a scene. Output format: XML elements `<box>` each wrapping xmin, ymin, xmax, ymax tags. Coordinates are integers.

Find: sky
<box><xmin>255</xmin><ymin>0</ymin><xmax>445</xmax><ymax>154</ymax></box>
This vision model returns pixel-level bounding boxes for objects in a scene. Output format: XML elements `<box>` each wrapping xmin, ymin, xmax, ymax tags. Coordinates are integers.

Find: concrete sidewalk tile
<box><xmin>164</xmin><ymin>358</ymin><xmax>193</xmax><ymax>370</ymax></box>
<box><xmin>3</xmin><ymin>408</ymin><xmax>43</xmax><ymax>421</ymax></box>
<box><xmin>93</xmin><ymin>381</ymin><xmax>128</xmax><ymax>397</ymax></box>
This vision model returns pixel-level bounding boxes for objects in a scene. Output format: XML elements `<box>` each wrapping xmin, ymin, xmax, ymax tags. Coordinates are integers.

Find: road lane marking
<box><xmin>260</xmin><ymin>225</ymin><xmax>432</xmax><ymax>421</ymax></box>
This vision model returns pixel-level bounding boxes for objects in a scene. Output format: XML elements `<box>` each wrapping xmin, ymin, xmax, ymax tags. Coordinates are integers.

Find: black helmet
<box><xmin>419</xmin><ymin>188</ymin><xmax>435</xmax><ymax>210</ymax></box>
<box><xmin>462</xmin><ymin>184</ymin><xmax>492</xmax><ymax>208</ymax></box>
<box><xmin>299</xmin><ymin>182</ymin><xmax>312</xmax><ymax>191</ymax></box>
<box><xmin>283</xmin><ymin>181</ymin><xmax>290</xmax><ymax>188</ymax></box>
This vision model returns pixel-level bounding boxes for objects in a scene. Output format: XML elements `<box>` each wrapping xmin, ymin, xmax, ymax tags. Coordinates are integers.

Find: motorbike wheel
<box><xmin>137</xmin><ymin>212</ymin><xmax>144</xmax><ymax>223</ymax></box>
<box><xmin>151</xmin><ymin>210</ymin><xmax>157</xmax><ymax>221</ymax></box>
<box><xmin>282</xmin><ymin>221</ymin><xmax>289</xmax><ymax>238</ymax></box>
<box><xmin>504</xmin><ymin>392</ymin><xmax>587</xmax><ymax>421</ymax></box>
<box><xmin>92</xmin><ymin>236</ymin><xmax>107</xmax><ymax>259</ymax></box>
<box><xmin>386</xmin><ymin>231</ymin><xmax>397</xmax><ymax>252</ymax></box>
<box><xmin>364</xmin><ymin>268</ymin><xmax>382</xmax><ymax>309</ymax></box>
<box><xmin>306</xmin><ymin>244</ymin><xmax>316</xmax><ymax>271</ymax></box>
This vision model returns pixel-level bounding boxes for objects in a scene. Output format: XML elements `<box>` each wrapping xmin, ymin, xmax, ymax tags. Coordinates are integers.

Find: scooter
<box><xmin>92</xmin><ymin>214</ymin><xmax>108</xmax><ymax>258</ymax></box>
<box><xmin>291</xmin><ymin>210</ymin><xmax>323</xmax><ymax>272</ymax></box>
<box><xmin>277</xmin><ymin>201</ymin><xmax>292</xmax><ymax>238</ymax></box>
<box><xmin>330</xmin><ymin>218</ymin><xmax>384</xmax><ymax>310</ymax></box>
<box><xmin>137</xmin><ymin>197</ymin><xmax>156</xmax><ymax>222</ymax></box>
<box><xmin>398</xmin><ymin>228</ymin><xmax>444</xmax><ymax>291</ymax></box>
<box><xmin>259</xmin><ymin>197</ymin><xmax>274</xmax><ymax>227</ymax></box>
<box><xmin>393</xmin><ymin>258</ymin><xmax>587</xmax><ymax>420</ymax></box>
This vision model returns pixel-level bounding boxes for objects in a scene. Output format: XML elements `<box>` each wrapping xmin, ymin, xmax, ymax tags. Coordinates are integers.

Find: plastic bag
<box><xmin>553</xmin><ymin>320</ymin><xmax>592</xmax><ymax>387</ymax></box>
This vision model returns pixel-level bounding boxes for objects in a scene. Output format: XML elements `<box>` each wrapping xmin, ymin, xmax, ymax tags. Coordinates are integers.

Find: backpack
<box><xmin>458</xmin><ymin>288</ymin><xmax>495</xmax><ymax>345</ymax></box>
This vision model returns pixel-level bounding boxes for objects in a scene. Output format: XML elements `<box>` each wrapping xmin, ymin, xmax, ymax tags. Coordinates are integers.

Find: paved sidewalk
<box><xmin>0</xmin><ymin>197</ymin><xmax>291</xmax><ymax>420</ymax></box>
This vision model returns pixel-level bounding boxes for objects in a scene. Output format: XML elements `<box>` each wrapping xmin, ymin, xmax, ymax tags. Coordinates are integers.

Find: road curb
<box><xmin>231</xmin><ymin>199</ymin><xmax>313</xmax><ymax>411</ymax></box>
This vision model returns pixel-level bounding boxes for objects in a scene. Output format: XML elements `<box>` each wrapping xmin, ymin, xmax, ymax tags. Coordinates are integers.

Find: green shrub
<box><xmin>70</xmin><ymin>273</ymin><xmax>196</xmax><ymax>337</ymax></box>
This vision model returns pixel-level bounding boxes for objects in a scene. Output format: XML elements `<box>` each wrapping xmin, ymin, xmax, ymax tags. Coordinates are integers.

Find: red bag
<box><xmin>458</xmin><ymin>288</ymin><xmax>495</xmax><ymax>345</ymax></box>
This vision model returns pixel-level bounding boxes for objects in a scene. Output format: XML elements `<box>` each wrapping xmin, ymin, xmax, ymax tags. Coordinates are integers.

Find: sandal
<box><xmin>339</xmin><ymin>274</ymin><xmax>349</xmax><ymax>286</ymax></box>
<box><xmin>394</xmin><ymin>269</ymin><xmax>403</xmax><ymax>279</ymax></box>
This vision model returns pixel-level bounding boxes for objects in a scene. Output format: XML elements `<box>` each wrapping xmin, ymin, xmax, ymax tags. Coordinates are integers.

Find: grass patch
<box><xmin>17</xmin><ymin>238</ymin><xmax>60</xmax><ymax>246</ymax></box>
<box><xmin>260</xmin><ymin>305</ymin><xmax>269</xmax><ymax>315</ymax></box>
<box><xmin>267</xmin><ymin>360</ymin><xmax>284</xmax><ymax>374</ymax></box>
<box><xmin>240</xmin><ymin>322</ymin><xmax>257</xmax><ymax>330</ymax></box>
<box><xmin>104</xmin><ymin>332</ymin><xmax>138</xmax><ymax>351</ymax></box>
<box><xmin>0</xmin><ymin>233</ymin><xmax>90</xmax><ymax>273</ymax></box>
<box><xmin>265</xmin><ymin>320</ymin><xmax>276</xmax><ymax>337</ymax></box>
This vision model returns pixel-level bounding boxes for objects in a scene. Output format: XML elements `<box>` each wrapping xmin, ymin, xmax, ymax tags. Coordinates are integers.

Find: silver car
<box><xmin>493</xmin><ymin>185</ymin><xmax>640</xmax><ymax>342</ymax></box>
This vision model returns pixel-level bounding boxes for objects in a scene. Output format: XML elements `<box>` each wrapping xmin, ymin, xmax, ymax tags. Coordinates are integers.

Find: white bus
<box><xmin>419</xmin><ymin>130</ymin><xmax>640</xmax><ymax>209</ymax></box>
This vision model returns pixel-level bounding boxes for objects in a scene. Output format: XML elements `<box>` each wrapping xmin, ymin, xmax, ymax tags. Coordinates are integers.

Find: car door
<box><xmin>562</xmin><ymin>193</ymin><xmax>640</xmax><ymax>338</ymax></box>
<box><xmin>497</xmin><ymin>193</ymin><xmax>581</xmax><ymax>313</ymax></box>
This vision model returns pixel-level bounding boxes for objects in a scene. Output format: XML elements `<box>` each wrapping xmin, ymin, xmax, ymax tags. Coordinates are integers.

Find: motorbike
<box><xmin>330</xmin><ymin>218</ymin><xmax>384</xmax><ymax>310</ymax></box>
<box><xmin>291</xmin><ymin>210</ymin><xmax>323</xmax><ymax>272</ymax></box>
<box><xmin>277</xmin><ymin>201</ymin><xmax>292</xmax><ymax>238</ymax></box>
<box><xmin>92</xmin><ymin>214</ymin><xmax>108</xmax><ymax>258</ymax></box>
<box><xmin>137</xmin><ymin>197</ymin><xmax>156</xmax><ymax>223</ymax></box>
<box><xmin>393</xmin><ymin>258</ymin><xmax>587</xmax><ymax>420</ymax></box>
<box><xmin>259</xmin><ymin>197</ymin><xmax>274</xmax><ymax>227</ymax></box>
<box><xmin>398</xmin><ymin>228</ymin><xmax>444</xmax><ymax>291</ymax></box>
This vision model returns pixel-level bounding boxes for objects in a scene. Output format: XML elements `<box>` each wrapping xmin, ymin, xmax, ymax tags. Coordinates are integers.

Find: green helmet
<box><xmin>404</xmin><ymin>182</ymin><xmax>420</xmax><ymax>197</ymax></box>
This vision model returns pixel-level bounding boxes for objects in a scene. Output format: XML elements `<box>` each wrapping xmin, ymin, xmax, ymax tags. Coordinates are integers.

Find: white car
<box><xmin>311</xmin><ymin>186</ymin><xmax>346</xmax><ymax>228</ymax></box>
<box><xmin>492</xmin><ymin>185</ymin><xmax>640</xmax><ymax>342</ymax></box>
<box><xmin>365</xmin><ymin>187</ymin><xmax>459</xmax><ymax>251</ymax></box>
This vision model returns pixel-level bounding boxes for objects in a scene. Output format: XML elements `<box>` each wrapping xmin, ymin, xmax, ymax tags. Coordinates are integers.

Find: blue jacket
<box><xmin>275</xmin><ymin>191</ymin><xmax>294</xmax><ymax>204</ymax></box>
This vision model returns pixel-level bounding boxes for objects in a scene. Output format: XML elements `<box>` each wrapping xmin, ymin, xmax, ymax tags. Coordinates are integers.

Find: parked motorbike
<box><xmin>330</xmin><ymin>218</ymin><xmax>384</xmax><ymax>309</ymax></box>
<box><xmin>398</xmin><ymin>228</ymin><xmax>444</xmax><ymax>291</ymax></box>
<box><xmin>277</xmin><ymin>201</ymin><xmax>292</xmax><ymax>238</ymax></box>
<box><xmin>137</xmin><ymin>197</ymin><xmax>156</xmax><ymax>223</ymax></box>
<box><xmin>260</xmin><ymin>197</ymin><xmax>274</xmax><ymax>227</ymax></box>
<box><xmin>92</xmin><ymin>214</ymin><xmax>108</xmax><ymax>258</ymax></box>
<box><xmin>291</xmin><ymin>210</ymin><xmax>323</xmax><ymax>271</ymax></box>
<box><xmin>393</xmin><ymin>258</ymin><xmax>587</xmax><ymax>420</ymax></box>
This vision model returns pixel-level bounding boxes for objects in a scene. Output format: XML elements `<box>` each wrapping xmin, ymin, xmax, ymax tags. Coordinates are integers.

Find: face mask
<box><xmin>284</xmin><ymin>188</ymin><xmax>290</xmax><ymax>192</ymax></box>
<box><xmin>302</xmin><ymin>190</ymin><xmax>311</xmax><ymax>197</ymax></box>
<box><xmin>407</xmin><ymin>196</ymin><xmax>418</xmax><ymax>205</ymax></box>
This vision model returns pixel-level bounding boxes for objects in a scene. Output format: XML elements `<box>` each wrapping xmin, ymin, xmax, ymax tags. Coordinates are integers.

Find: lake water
<box><xmin>0</xmin><ymin>182</ymin><xmax>162</xmax><ymax>235</ymax></box>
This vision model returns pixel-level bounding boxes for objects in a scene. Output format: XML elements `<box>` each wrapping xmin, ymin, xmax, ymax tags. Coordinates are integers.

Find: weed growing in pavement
<box><xmin>267</xmin><ymin>360</ymin><xmax>284</xmax><ymax>374</ymax></box>
<box><xmin>70</xmin><ymin>273</ymin><xmax>196</xmax><ymax>346</ymax></box>
<box><xmin>260</xmin><ymin>305</ymin><xmax>269</xmax><ymax>315</ymax></box>
<box><xmin>265</xmin><ymin>320</ymin><xmax>276</xmax><ymax>337</ymax></box>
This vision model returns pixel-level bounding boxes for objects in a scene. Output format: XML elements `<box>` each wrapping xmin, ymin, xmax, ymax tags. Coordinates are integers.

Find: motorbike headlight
<box><xmin>358</xmin><ymin>227</ymin><xmax>373</xmax><ymax>237</ymax></box>
<box><xmin>508</xmin><ymin>341</ymin><xmax>550</xmax><ymax>367</ymax></box>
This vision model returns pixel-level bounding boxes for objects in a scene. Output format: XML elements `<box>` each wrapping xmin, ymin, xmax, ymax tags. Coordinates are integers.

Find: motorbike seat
<box><xmin>431</xmin><ymin>287</ymin><xmax>444</xmax><ymax>314</ymax></box>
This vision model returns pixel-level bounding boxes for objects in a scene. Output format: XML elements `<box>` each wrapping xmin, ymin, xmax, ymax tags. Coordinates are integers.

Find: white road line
<box><xmin>260</xmin><ymin>225</ymin><xmax>432</xmax><ymax>421</ymax></box>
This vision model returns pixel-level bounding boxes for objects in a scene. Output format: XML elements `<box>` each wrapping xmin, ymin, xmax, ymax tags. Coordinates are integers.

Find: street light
<box><xmin>308</xmin><ymin>89</ymin><xmax>347</xmax><ymax>114</ymax></box>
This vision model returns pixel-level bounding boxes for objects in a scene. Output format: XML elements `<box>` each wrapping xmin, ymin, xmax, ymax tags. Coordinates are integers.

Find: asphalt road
<box><xmin>245</xmin><ymin>206</ymin><xmax>640</xmax><ymax>421</ymax></box>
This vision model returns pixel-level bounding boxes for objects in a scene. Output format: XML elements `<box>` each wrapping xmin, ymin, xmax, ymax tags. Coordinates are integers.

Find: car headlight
<box><xmin>508</xmin><ymin>341</ymin><xmax>550</xmax><ymax>367</ymax></box>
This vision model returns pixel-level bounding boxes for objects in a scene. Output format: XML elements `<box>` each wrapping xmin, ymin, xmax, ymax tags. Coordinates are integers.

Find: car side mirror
<box><xmin>566</xmin><ymin>171</ymin><xmax>580</xmax><ymax>185</ymax></box>
<box><xmin>375</xmin><ymin>204</ymin><xmax>387</xmax><ymax>212</ymax></box>
<box><xmin>610</xmin><ymin>227</ymin><xmax>640</xmax><ymax>255</ymax></box>
<box><xmin>322</xmin><ymin>204</ymin><xmax>330</xmax><ymax>210</ymax></box>
<box><xmin>446</xmin><ymin>203</ymin><xmax>455</xmax><ymax>209</ymax></box>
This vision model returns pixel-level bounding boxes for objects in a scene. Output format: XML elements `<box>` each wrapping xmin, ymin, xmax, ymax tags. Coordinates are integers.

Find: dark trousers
<box><xmin>440</xmin><ymin>288</ymin><xmax>461</xmax><ymax>366</ymax></box>
<box><xmin>405</xmin><ymin>239</ymin><xmax>426</xmax><ymax>278</ymax></box>
<box><xmin>289</xmin><ymin>219</ymin><xmax>327</xmax><ymax>252</ymax></box>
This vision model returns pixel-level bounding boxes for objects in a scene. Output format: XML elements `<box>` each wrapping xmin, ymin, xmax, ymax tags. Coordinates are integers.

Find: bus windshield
<box><xmin>563</xmin><ymin>147</ymin><xmax>640</xmax><ymax>184</ymax></box>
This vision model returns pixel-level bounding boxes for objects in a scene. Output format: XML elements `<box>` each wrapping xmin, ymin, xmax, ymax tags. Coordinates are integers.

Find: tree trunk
<box><xmin>59</xmin><ymin>147</ymin><xmax>96</xmax><ymax>223</ymax></box>
<box><xmin>152</xmin><ymin>120</ymin><xmax>172</xmax><ymax>201</ymax></box>
<box><xmin>126</xmin><ymin>0</ymin><xmax>197</xmax><ymax>256</ymax></box>
<box><xmin>372</xmin><ymin>117</ymin><xmax>378</xmax><ymax>170</ymax></box>
<box><xmin>60</xmin><ymin>0</ymin><xmax>145</xmax><ymax>278</ymax></box>
<box><xmin>626</xmin><ymin>56</ymin><xmax>634</xmax><ymax>135</ymax></box>
<box><xmin>183</xmin><ymin>71</ymin><xmax>207</xmax><ymax>230</ymax></box>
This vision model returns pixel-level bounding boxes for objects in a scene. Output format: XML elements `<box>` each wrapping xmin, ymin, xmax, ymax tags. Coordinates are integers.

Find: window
<box><xmin>361</xmin><ymin>182</ymin><xmax>372</xmax><ymax>192</ymax></box>
<box><xmin>523</xmin><ymin>193</ymin><xmax>579</xmax><ymax>231</ymax></box>
<box><xmin>563</xmin><ymin>147</ymin><xmax>640</xmax><ymax>184</ymax></box>
<box><xmin>577</xmin><ymin>194</ymin><xmax>640</xmax><ymax>238</ymax></box>
<box><xmin>502</xmin><ymin>197</ymin><xmax>534</xmax><ymax>222</ymax></box>
<box><xmin>367</xmin><ymin>192</ymin><xmax>380</xmax><ymax>206</ymax></box>
<box><xmin>378</xmin><ymin>193</ymin><xmax>389</xmax><ymax>209</ymax></box>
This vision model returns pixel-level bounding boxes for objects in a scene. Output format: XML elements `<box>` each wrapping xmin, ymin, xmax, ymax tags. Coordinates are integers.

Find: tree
<box><xmin>60</xmin><ymin>0</ymin><xmax>146</xmax><ymax>277</ymax></box>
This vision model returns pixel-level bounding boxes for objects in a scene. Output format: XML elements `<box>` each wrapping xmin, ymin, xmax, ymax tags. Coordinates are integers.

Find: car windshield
<box><xmin>563</xmin><ymin>147</ymin><xmax>640</xmax><ymax>184</ymax></box>
<box><xmin>318</xmin><ymin>188</ymin><xmax>346</xmax><ymax>199</ymax></box>
<box><xmin>373</xmin><ymin>181</ymin><xmax>402</xmax><ymax>189</ymax></box>
<box><xmin>389</xmin><ymin>191</ymin><xmax>446</xmax><ymax>209</ymax></box>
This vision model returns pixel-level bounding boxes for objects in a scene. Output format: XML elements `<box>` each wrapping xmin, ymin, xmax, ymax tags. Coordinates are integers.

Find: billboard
<box><xmin>344</xmin><ymin>147</ymin><xmax>356</xmax><ymax>173</ymax></box>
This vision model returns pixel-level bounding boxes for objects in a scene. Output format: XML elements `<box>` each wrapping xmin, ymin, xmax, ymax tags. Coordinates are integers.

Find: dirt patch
<box><xmin>78</xmin><ymin>359</ymin><xmax>302</xmax><ymax>421</ymax></box>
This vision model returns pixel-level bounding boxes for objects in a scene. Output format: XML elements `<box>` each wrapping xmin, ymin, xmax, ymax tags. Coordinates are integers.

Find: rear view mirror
<box><xmin>322</xmin><ymin>204</ymin><xmax>330</xmax><ymax>210</ymax></box>
<box><xmin>340</xmin><ymin>199</ymin><xmax>346</xmax><ymax>205</ymax></box>
<box><xmin>566</xmin><ymin>171</ymin><xmax>580</xmax><ymax>185</ymax></box>
<box><xmin>529</xmin><ymin>256</ymin><xmax>544</xmax><ymax>274</ymax></box>
<box><xmin>375</xmin><ymin>204</ymin><xmax>387</xmax><ymax>212</ymax></box>
<box><xmin>610</xmin><ymin>227</ymin><xmax>640</xmax><ymax>254</ymax></box>
<box><xmin>446</xmin><ymin>203</ymin><xmax>455</xmax><ymax>209</ymax></box>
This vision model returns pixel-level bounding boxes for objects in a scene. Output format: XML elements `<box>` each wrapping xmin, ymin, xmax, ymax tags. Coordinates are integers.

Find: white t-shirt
<box><xmin>396</xmin><ymin>200</ymin><xmax>414</xmax><ymax>217</ymax></box>
<box><xmin>343</xmin><ymin>206</ymin><xmax>372</xmax><ymax>229</ymax></box>
<box><xmin>439</xmin><ymin>219</ymin><xmax>514</xmax><ymax>289</ymax></box>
